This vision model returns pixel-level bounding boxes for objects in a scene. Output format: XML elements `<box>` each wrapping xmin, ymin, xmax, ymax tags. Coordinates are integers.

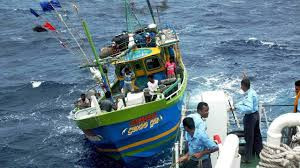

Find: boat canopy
<box><xmin>116</xmin><ymin>47</ymin><xmax>160</xmax><ymax>64</ymax></box>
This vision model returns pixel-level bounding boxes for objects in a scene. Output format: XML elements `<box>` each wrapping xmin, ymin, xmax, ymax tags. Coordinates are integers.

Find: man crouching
<box><xmin>179</xmin><ymin>117</ymin><xmax>219</xmax><ymax>168</ymax></box>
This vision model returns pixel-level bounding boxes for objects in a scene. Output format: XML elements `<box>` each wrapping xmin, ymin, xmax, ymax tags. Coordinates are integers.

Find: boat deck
<box><xmin>241</xmin><ymin>157</ymin><xmax>259</xmax><ymax>168</ymax></box>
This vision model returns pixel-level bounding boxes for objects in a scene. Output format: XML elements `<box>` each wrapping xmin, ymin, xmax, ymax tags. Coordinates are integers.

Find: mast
<box><xmin>124</xmin><ymin>0</ymin><xmax>141</xmax><ymax>33</ymax></box>
<box><xmin>81</xmin><ymin>21</ymin><xmax>111</xmax><ymax>93</ymax></box>
<box><xmin>146</xmin><ymin>0</ymin><xmax>156</xmax><ymax>24</ymax></box>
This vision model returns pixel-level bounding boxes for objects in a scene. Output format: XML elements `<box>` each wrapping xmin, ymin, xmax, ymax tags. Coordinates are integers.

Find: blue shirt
<box><xmin>180</xmin><ymin>113</ymin><xmax>207</xmax><ymax>140</ymax></box>
<box><xmin>187</xmin><ymin>113</ymin><xmax>206</xmax><ymax>131</ymax></box>
<box><xmin>186</xmin><ymin>128</ymin><xmax>217</xmax><ymax>160</ymax></box>
<box><xmin>236</xmin><ymin>88</ymin><xmax>259</xmax><ymax>114</ymax></box>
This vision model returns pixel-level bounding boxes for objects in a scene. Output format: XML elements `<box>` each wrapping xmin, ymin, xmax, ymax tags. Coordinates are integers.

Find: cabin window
<box><xmin>134</xmin><ymin>62</ymin><xmax>142</xmax><ymax>70</ymax></box>
<box><xmin>145</xmin><ymin>57</ymin><xmax>161</xmax><ymax>71</ymax></box>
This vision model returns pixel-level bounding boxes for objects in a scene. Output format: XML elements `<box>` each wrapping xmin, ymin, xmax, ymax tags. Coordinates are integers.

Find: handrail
<box><xmin>163</xmin><ymin>78</ymin><xmax>180</xmax><ymax>95</ymax></box>
<box><xmin>262</xmin><ymin>104</ymin><xmax>293</xmax><ymax>107</ymax></box>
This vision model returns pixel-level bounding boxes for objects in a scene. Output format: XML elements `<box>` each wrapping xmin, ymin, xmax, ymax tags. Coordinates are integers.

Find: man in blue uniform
<box><xmin>179</xmin><ymin>117</ymin><xmax>218</xmax><ymax>168</ymax></box>
<box><xmin>234</xmin><ymin>78</ymin><xmax>263</xmax><ymax>163</ymax></box>
<box><xmin>183</xmin><ymin>102</ymin><xmax>209</xmax><ymax>133</ymax></box>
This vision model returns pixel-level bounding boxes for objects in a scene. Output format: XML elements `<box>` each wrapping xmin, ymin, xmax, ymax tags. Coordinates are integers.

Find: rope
<box><xmin>290</xmin><ymin>130</ymin><xmax>300</xmax><ymax>149</ymax></box>
<box><xmin>258</xmin><ymin>139</ymin><xmax>300</xmax><ymax>168</ymax></box>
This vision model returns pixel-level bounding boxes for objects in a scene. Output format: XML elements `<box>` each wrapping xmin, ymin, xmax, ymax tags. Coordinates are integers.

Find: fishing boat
<box><xmin>30</xmin><ymin>0</ymin><xmax>187</xmax><ymax>166</ymax></box>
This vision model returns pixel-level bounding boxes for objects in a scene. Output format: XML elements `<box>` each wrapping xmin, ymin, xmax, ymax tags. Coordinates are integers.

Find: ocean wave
<box><xmin>9</xmin><ymin>36</ymin><xmax>26</xmax><ymax>42</ymax></box>
<box><xmin>0</xmin><ymin>81</ymin><xmax>78</xmax><ymax>111</ymax></box>
<box><xmin>219</xmin><ymin>37</ymin><xmax>286</xmax><ymax>50</ymax></box>
<box><xmin>42</xmin><ymin>123</ymin><xmax>82</xmax><ymax>144</ymax></box>
<box><xmin>30</xmin><ymin>80</ymin><xmax>44</xmax><ymax>88</ymax></box>
<box><xmin>246</xmin><ymin>37</ymin><xmax>283</xmax><ymax>49</ymax></box>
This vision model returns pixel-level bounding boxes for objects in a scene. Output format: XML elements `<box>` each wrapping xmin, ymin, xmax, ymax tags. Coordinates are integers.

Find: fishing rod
<box><xmin>71</xmin><ymin>2</ymin><xmax>112</xmax><ymax>92</ymax></box>
<box><xmin>31</xmin><ymin>1</ymin><xmax>109</xmax><ymax>90</ymax></box>
<box><xmin>56</xmin><ymin>0</ymin><xmax>91</xmax><ymax>53</ymax></box>
<box><xmin>228</xmin><ymin>99</ymin><xmax>241</xmax><ymax>129</ymax></box>
<box><xmin>30</xmin><ymin>9</ymin><xmax>84</xmax><ymax>58</ymax></box>
<box><xmin>48</xmin><ymin>2</ymin><xmax>93</xmax><ymax>64</ymax></box>
<box><xmin>32</xmin><ymin>1</ymin><xmax>86</xmax><ymax>59</ymax></box>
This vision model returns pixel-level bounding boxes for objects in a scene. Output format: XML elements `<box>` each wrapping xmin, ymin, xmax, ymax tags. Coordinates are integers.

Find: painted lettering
<box><xmin>127</xmin><ymin>122</ymin><xmax>148</xmax><ymax>135</ymax></box>
<box><xmin>150</xmin><ymin>117</ymin><xmax>160</xmax><ymax>128</ymax></box>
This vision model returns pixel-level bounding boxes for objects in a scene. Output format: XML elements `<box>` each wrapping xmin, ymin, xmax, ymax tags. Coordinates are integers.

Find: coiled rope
<box><xmin>259</xmin><ymin>133</ymin><xmax>300</xmax><ymax>168</ymax></box>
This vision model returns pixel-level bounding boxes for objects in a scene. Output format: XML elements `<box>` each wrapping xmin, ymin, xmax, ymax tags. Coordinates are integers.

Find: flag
<box><xmin>33</xmin><ymin>25</ymin><xmax>47</xmax><ymax>32</ymax></box>
<box><xmin>40</xmin><ymin>0</ymin><xmax>61</xmax><ymax>12</ymax></box>
<box><xmin>50</xmin><ymin>0</ymin><xmax>61</xmax><ymax>8</ymax></box>
<box><xmin>43</xmin><ymin>22</ymin><xmax>56</xmax><ymax>31</ymax></box>
<box><xmin>30</xmin><ymin>8</ymin><xmax>39</xmax><ymax>17</ymax></box>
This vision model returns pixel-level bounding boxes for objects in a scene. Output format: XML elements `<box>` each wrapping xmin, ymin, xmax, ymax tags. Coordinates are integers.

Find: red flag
<box><xmin>43</xmin><ymin>22</ymin><xmax>56</xmax><ymax>31</ymax></box>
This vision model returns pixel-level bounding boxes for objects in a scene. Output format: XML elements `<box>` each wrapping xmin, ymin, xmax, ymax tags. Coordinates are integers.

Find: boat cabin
<box><xmin>109</xmin><ymin>44</ymin><xmax>181</xmax><ymax>109</ymax></box>
<box><xmin>115</xmin><ymin>47</ymin><xmax>165</xmax><ymax>91</ymax></box>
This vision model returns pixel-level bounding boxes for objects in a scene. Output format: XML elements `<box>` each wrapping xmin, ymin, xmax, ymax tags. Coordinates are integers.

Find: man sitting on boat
<box><xmin>75</xmin><ymin>93</ymin><xmax>90</xmax><ymax>109</ymax></box>
<box><xmin>147</xmin><ymin>74</ymin><xmax>159</xmax><ymax>101</ymax></box>
<box><xmin>99</xmin><ymin>91</ymin><xmax>117</xmax><ymax>112</ymax></box>
<box><xmin>179</xmin><ymin>117</ymin><xmax>219</xmax><ymax>168</ymax></box>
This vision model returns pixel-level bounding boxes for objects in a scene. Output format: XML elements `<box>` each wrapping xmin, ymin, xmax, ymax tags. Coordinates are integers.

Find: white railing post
<box><xmin>259</xmin><ymin>102</ymin><xmax>269</xmax><ymax>129</ymax></box>
<box><xmin>174</xmin><ymin>142</ymin><xmax>179</xmax><ymax>168</ymax></box>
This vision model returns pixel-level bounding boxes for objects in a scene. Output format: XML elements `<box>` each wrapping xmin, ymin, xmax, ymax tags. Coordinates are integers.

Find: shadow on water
<box><xmin>76</xmin><ymin>139</ymin><xmax>124</xmax><ymax>168</ymax></box>
<box><xmin>76</xmin><ymin>138</ymin><xmax>174</xmax><ymax>168</ymax></box>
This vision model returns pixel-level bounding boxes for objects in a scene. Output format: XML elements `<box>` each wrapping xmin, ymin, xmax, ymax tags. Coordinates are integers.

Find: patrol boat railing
<box><xmin>170</xmin><ymin>95</ymin><xmax>295</xmax><ymax>168</ymax></box>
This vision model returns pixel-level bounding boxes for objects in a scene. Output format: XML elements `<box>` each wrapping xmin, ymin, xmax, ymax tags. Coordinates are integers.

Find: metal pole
<box><xmin>174</xmin><ymin>142</ymin><xmax>179</xmax><ymax>168</ymax></box>
<box><xmin>146</xmin><ymin>0</ymin><xmax>156</xmax><ymax>24</ymax></box>
<box><xmin>228</xmin><ymin>100</ymin><xmax>241</xmax><ymax>128</ymax></box>
<box><xmin>81</xmin><ymin>21</ymin><xmax>112</xmax><ymax>94</ymax></box>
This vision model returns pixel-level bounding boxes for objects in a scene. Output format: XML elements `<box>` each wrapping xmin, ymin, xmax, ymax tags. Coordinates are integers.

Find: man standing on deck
<box><xmin>122</xmin><ymin>67</ymin><xmax>135</xmax><ymax>96</ymax></box>
<box><xmin>294</xmin><ymin>80</ymin><xmax>300</xmax><ymax>112</ymax></box>
<box><xmin>179</xmin><ymin>117</ymin><xmax>218</xmax><ymax>168</ymax></box>
<box><xmin>233</xmin><ymin>78</ymin><xmax>263</xmax><ymax>163</ymax></box>
<box><xmin>147</xmin><ymin>74</ymin><xmax>159</xmax><ymax>101</ymax></box>
<box><xmin>286</xmin><ymin>80</ymin><xmax>300</xmax><ymax>144</ymax></box>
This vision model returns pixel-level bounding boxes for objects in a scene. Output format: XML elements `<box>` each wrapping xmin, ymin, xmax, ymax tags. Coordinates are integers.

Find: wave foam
<box><xmin>30</xmin><ymin>81</ymin><xmax>44</xmax><ymax>88</ymax></box>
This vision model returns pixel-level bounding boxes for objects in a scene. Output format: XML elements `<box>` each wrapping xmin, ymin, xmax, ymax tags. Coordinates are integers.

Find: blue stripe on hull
<box><xmin>87</xmin><ymin>99</ymin><xmax>183</xmax><ymax>164</ymax></box>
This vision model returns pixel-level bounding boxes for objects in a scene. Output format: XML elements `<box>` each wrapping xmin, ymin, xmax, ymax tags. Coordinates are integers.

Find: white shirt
<box><xmin>147</xmin><ymin>80</ymin><xmax>159</xmax><ymax>95</ymax></box>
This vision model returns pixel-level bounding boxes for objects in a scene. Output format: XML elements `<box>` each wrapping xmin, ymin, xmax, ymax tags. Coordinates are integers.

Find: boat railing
<box><xmin>169</xmin><ymin>102</ymin><xmax>295</xmax><ymax>168</ymax></box>
<box><xmin>163</xmin><ymin>77</ymin><xmax>181</xmax><ymax>100</ymax></box>
<box><xmin>259</xmin><ymin>104</ymin><xmax>294</xmax><ymax>143</ymax></box>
